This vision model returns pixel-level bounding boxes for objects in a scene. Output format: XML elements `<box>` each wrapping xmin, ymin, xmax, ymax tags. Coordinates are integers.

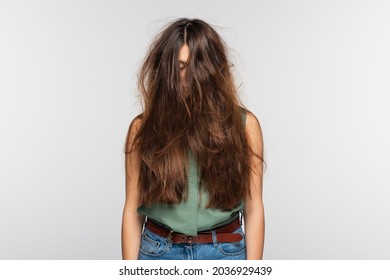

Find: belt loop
<box><xmin>166</xmin><ymin>229</ymin><xmax>174</xmax><ymax>245</ymax></box>
<box><xmin>141</xmin><ymin>216</ymin><xmax>147</xmax><ymax>235</ymax></box>
<box><xmin>211</xmin><ymin>229</ymin><xmax>218</xmax><ymax>247</ymax></box>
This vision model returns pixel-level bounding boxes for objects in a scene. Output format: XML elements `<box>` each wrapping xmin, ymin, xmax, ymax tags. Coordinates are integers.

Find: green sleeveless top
<box><xmin>137</xmin><ymin>111</ymin><xmax>247</xmax><ymax>236</ymax></box>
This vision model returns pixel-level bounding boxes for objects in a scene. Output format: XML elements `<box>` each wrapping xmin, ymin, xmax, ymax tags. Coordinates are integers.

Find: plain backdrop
<box><xmin>1</xmin><ymin>0</ymin><xmax>389</xmax><ymax>259</ymax></box>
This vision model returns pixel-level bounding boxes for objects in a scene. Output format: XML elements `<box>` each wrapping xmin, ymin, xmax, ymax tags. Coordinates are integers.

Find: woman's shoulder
<box><xmin>246</xmin><ymin>112</ymin><xmax>261</xmax><ymax>127</ymax></box>
<box><xmin>125</xmin><ymin>114</ymin><xmax>143</xmax><ymax>150</ymax></box>
<box><xmin>129</xmin><ymin>113</ymin><xmax>143</xmax><ymax>131</ymax></box>
<box><xmin>239</xmin><ymin>107</ymin><xmax>261</xmax><ymax>129</ymax></box>
<box><xmin>240</xmin><ymin>108</ymin><xmax>263</xmax><ymax>148</ymax></box>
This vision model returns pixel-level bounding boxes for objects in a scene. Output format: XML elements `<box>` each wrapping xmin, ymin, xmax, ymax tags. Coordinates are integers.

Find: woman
<box><xmin>121</xmin><ymin>18</ymin><xmax>265</xmax><ymax>260</ymax></box>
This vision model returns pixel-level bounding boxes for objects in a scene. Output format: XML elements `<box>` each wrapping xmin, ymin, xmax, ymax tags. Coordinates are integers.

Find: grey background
<box><xmin>1</xmin><ymin>0</ymin><xmax>389</xmax><ymax>259</ymax></box>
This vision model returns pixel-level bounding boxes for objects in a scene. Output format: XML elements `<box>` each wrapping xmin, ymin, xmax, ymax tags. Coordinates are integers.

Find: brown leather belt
<box><xmin>144</xmin><ymin>217</ymin><xmax>243</xmax><ymax>244</ymax></box>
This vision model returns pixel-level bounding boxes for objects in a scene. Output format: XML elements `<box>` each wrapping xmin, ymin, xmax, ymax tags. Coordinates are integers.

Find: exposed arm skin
<box><xmin>121</xmin><ymin>118</ymin><xmax>145</xmax><ymax>260</ymax></box>
<box><xmin>243</xmin><ymin>113</ymin><xmax>265</xmax><ymax>260</ymax></box>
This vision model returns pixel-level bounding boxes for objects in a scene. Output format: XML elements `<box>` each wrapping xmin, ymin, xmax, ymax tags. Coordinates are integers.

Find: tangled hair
<box><xmin>125</xmin><ymin>18</ymin><xmax>265</xmax><ymax>210</ymax></box>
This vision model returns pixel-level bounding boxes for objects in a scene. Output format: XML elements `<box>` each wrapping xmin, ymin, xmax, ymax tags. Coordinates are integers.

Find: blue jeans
<box><xmin>138</xmin><ymin>226</ymin><xmax>246</xmax><ymax>260</ymax></box>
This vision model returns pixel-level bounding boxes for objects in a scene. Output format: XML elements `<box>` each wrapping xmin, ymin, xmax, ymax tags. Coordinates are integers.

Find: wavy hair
<box><xmin>125</xmin><ymin>18</ymin><xmax>265</xmax><ymax>210</ymax></box>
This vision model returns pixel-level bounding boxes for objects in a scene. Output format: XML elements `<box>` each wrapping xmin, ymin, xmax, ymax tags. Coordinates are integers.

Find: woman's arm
<box><xmin>243</xmin><ymin>113</ymin><xmax>265</xmax><ymax>260</ymax></box>
<box><xmin>121</xmin><ymin>118</ymin><xmax>145</xmax><ymax>260</ymax></box>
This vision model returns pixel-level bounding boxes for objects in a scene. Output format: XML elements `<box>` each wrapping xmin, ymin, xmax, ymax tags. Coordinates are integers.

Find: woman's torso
<box><xmin>137</xmin><ymin>110</ymin><xmax>247</xmax><ymax>236</ymax></box>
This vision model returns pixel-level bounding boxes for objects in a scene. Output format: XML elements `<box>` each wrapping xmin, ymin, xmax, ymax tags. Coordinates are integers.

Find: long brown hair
<box><xmin>125</xmin><ymin>18</ymin><xmax>265</xmax><ymax>210</ymax></box>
